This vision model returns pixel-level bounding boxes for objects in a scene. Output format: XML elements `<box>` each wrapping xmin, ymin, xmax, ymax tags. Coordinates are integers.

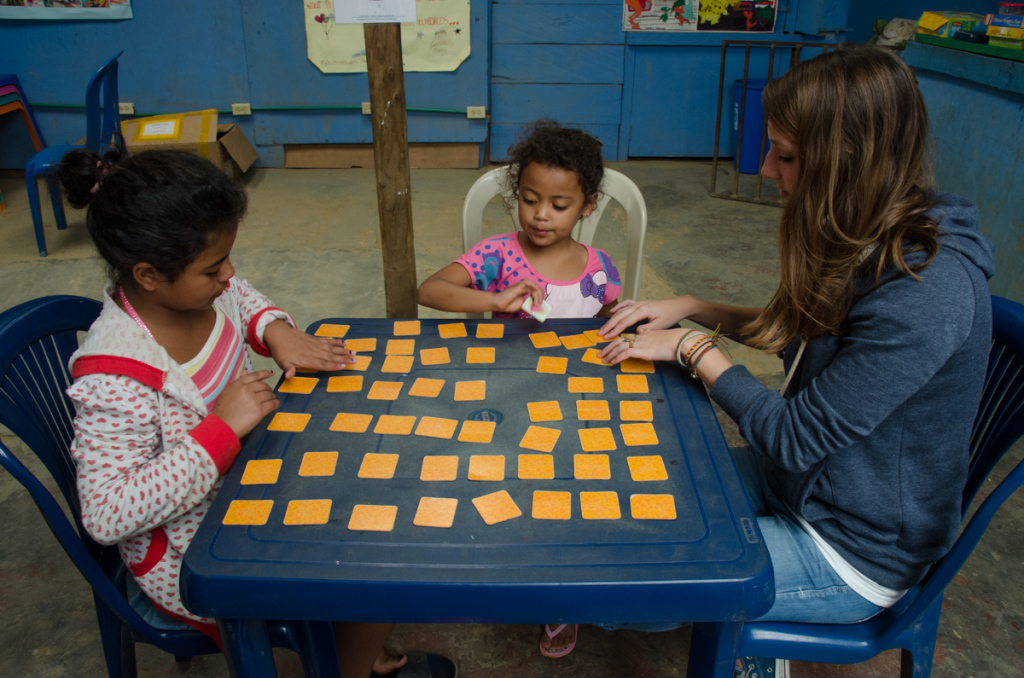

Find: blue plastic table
<box><xmin>182</xmin><ymin>318</ymin><xmax>773</xmax><ymax>678</ymax></box>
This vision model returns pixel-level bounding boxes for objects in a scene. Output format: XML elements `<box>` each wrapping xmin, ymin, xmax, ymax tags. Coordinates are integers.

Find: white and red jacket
<box><xmin>67</xmin><ymin>279</ymin><xmax>294</xmax><ymax>630</ymax></box>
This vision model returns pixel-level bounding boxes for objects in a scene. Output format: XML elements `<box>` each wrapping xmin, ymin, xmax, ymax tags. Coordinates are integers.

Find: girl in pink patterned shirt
<box><xmin>418</xmin><ymin>122</ymin><xmax>622</xmax><ymax>320</ymax></box>
<box><xmin>58</xmin><ymin>148</ymin><xmax>453</xmax><ymax>678</ymax></box>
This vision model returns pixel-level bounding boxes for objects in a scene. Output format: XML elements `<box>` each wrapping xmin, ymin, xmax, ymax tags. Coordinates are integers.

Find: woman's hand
<box><xmin>263</xmin><ymin>320</ymin><xmax>355</xmax><ymax>379</ymax></box>
<box><xmin>599</xmin><ymin>297</ymin><xmax>691</xmax><ymax>340</ymax></box>
<box><xmin>211</xmin><ymin>370</ymin><xmax>280</xmax><ymax>439</ymax></box>
<box><xmin>598</xmin><ymin>327</ymin><xmax>687</xmax><ymax>365</ymax></box>
<box><xmin>494</xmin><ymin>279</ymin><xmax>545</xmax><ymax>314</ymax></box>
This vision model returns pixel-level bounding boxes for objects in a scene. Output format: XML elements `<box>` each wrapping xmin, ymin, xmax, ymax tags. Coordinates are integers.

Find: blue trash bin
<box><xmin>733</xmin><ymin>78</ymin><xmax>771</xmax><ymax>174</ymax></box>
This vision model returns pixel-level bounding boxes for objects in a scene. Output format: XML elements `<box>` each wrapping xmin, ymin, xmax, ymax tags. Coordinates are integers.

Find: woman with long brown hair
<box><xmin>598</xmin><ymin>45</ymin><xmax>994</xmax><ymax>666</ymax></box>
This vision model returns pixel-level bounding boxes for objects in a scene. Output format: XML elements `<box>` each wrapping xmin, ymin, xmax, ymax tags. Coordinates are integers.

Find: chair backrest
<box><xmin>0</xmin><ymin>295</ymin><xmax>178</xmax><ymax>645</ymax></box>
<box><xmin>963</xmin><ymin>295</ymin><xmax>1024</xmax><ymax>511</ymax></box>
<box><xmin>462</xmin><ymin>166</ymin><xmax>648</xmax><ymax>306</ymax></box>
<box><xmin>878</xmin><ymin>294</ymin><xmax>1024</xmax><ymax>645</ymax></box>
<box><xmin>84</xmin><ymin>51</ymin><xmax>122</xmax><ymax>152</ymax></box>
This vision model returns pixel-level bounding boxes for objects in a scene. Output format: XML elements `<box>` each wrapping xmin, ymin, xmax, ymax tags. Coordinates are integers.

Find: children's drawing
<box><xmin>304</xmin><ymin>0</ymin><xmax>470</xmax><ymax>73</ymax></box>
<box><xmin>314</xmin><ymin>11</ymin><xmax>335</xmax><ymax>39</ymax></box>
<box><xmin>624</xmin><ymin>0</ymin><xmax>698</xmax><ymax>32</ymax></box>
<box><xmin>699</xmin><ymin>0</ymin><xmax>776</xmax><ymax>32</ymax></box>
<box><xmin>623</xmin><ymin>0</ymin><xmax>776</xmax><ymax>33</ymax></box>
<box><xmin>0</xmin><ymin>0</ymin><xmax>132</xmax><ymax>18</ymax></box>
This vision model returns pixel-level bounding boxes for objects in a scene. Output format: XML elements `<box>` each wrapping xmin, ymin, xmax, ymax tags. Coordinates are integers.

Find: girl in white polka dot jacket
<box><xmin>57</xmin><ymin>148</ymin><xmax>434</xmax><ymax>677</ymax></box>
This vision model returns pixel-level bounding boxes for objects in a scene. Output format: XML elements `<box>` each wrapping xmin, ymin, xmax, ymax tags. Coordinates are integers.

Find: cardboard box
<box><xmin>120</xmin><ymin>109</ymin><xmax>259</xmax><ymax>177</ymax></box>
<box><xmin>986</xmin><ymin>13</ymin><xmax>1024</xmax><ymax>28</ymax></box>
<box><xmin>987</xmin><ymin>24</ymin><xmax>1024</xmax><ymax>39</ymax></box>
<box><xmin>917</xmin><ymin>11</ymin><xmax>984</xmax><ymax>38</ymax></box>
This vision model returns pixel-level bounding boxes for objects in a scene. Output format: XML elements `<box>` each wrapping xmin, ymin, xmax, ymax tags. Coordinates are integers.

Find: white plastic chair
<box><xmin>461</xmin><ymin>167</ymin><xmax>648</xmax><ymax>318</ymax></box>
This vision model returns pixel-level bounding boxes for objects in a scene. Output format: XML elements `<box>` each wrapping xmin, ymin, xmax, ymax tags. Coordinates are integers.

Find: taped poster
<box><xmin>305</xmin><ymin>0</ymin><xmax>470</xmax><ymax>73</ymax></box>
<box><xmin>623</xmin><ymin>0</ymin><xmax>777</xmax><ymax>33</ymax></box>
<box><xmin>0</xmin><ymin>0</ymin><xmax>132</xmax><ymax>20</ymax></box>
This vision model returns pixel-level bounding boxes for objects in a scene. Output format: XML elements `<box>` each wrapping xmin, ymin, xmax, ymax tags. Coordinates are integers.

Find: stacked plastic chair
<box><xmin>0</xmin><ymin>74</ymin><xmax>46</xmax><ymax>154</ymax></box>
<box><xmin>0</xmin><ymin>74</ymin><xmax>47</xmax><ymax>213</ymax></box>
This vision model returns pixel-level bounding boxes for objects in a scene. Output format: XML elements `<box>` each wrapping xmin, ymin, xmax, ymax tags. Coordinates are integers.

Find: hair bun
<box><xmin>58</xmin><ymin>148</ymin><xmax>105</xmax><ymax>209</ymax></box>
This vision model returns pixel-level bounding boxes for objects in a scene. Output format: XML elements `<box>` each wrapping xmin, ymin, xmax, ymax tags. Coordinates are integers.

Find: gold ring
<box><xmin>629</xmin><ymin>340</ymin><xmax>635</xmax><ymax>348</ymax></box>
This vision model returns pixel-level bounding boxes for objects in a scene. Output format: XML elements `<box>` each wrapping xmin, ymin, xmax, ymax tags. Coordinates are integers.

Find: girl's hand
<box><xmin>263</xmin><ymin>320</ymin><xmax>355</xmax><ymax>379</ymax></box>
<box><xmin>212</xmin><ymin>370</ymin><xmax>280</xmax><ymax>439</ymax></box>
<box><xmin>598</xmin><ymin>327</ymin><xmax>685</xmax><ymax>366</ymax></box>
<box><xmin>494</xmin><ymin>279</ymin><xmax>545</xmax><ymax>314</ymax></box>
<box><xmin>599</xmin><ymin>297</ymin><xmax>691</xmax><ymax>339</ymax></box>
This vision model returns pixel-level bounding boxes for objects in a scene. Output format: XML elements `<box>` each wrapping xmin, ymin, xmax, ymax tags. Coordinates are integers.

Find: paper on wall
<box><xmin>335</xmin><ymin>0</ymin><xmax>417</xmax><ymax>24</ymax></box>
<box><xmin>304</xmin><ymin>0</ymin><xmax>470</xmax><ymax>73</ymax></box>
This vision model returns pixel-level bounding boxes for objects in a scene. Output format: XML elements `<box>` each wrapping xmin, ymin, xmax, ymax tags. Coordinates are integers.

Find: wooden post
<box><xmin>364</xmin><ymin>22</ymin><xmax>418</xmax><ymax>318</ymax></box>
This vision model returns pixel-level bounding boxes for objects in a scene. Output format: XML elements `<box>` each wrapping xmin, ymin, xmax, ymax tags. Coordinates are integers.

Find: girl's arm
<box><xmin>70</xmin><ymin>375</ymin><xmax>241</xmax><ymax>546</ymax></box>
<box><xmin>229</xmin><ymin>276</ymin><xmax>354</xmax><ymax>378</ymax></box>
<box><xmin>417</xmin><ymin>263</ymin><xmax>544</xmax><ymax>314</ymax></box>
<box><xmin>262</xmin><ymin>321</ymin><xmax>355</xmax><ymax>378</ymax></box>
<box><xmin>600</xmin><ymin>295</ymin><xmax>764</xmax><ymax>346</ymax></box>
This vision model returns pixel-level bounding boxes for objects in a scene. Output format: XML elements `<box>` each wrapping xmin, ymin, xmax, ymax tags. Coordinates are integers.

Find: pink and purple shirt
<box><xmin>456</xmin><ymin>233</ymin><xmax>622</xmax><ymax>319</ymax></box>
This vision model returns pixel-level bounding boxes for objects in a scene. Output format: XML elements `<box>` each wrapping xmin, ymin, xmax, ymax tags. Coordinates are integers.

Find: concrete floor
<box><xmin>0</xmin><ymin>161</ymin><xmax>1021</xmax><ymax>677</ymax></box>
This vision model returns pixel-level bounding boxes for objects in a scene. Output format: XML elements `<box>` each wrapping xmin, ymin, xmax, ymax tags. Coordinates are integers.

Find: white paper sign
<box><xmin>334</xmin><ymin>0</ymin><xmax>417</xmax><ymax>24</ymax></box>
<box><xmin>141</xmin><ymin>121</ymin><xmax>178</xmax><ymax>137</ymax></box>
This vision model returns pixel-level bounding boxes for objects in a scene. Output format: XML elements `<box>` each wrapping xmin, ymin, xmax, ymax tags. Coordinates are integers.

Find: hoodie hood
<box><xmin>931</xmin><ymin>192</ymin><xmax>996</xmax><ymax>280</ymax></box>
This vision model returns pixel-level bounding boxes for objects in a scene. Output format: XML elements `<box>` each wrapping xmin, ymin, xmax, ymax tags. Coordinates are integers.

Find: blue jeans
<box><xmin>730</xmin><ymin>445</ymin><xmax>882</xmax><ymax>624</ymax></box>
<box><xmin>596</xmin><ymin>446</ymin><xmax>881</xmax><ymax>632</ymax></box>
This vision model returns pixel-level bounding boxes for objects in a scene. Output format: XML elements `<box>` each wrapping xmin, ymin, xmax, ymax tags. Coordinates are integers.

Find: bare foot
<box><xmin>372</xmin><ymin>646</ymin><xmax>408</xmax><ymax>675</ymax></box>
<box><xmin>539</xmin><ymin>623</ymin><xmax>578</xmax><ymax>658</ymax></box>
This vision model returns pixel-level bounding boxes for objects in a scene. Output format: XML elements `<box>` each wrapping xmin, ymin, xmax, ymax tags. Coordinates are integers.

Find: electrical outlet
<box><xmin>118</xmin><ymin>102</ymin><xmax>135</xmax><ymax>115</ymax></box>
<box><xmin>467</xmin><ymin>106</ymin><xmax>486</xmax><ymax>119</ymax></box>
<box><xmin>361</xmin><ymin>101</ymin><xmax>372</xmax><ymax>115</ymax></box>
<box><xmin>231</xmin><ymin>103</ymin><xmax>252</xmax><ymax>116</ymax></box>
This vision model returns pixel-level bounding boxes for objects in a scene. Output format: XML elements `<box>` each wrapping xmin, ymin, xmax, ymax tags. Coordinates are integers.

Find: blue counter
<box><xmin>904</xmin><ymin>40</ymin><xmax>1024</xmax><ymax>304</ymax></box>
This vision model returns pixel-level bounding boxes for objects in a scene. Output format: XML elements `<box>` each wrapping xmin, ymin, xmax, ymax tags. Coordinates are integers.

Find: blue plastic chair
<box><xmin>735</xmin><ymin>295</ymin><xmax>1024</xmax><ymax>678</ymax></box>
<box><xmin>0</xmin><ymin>296</ymin><xmax>342</xmax><ymax>678</ymax></box>
<box><xmin>24</xmin><ymin>53</ymin><xmax>123</xmax><ymax>258</ymax></box>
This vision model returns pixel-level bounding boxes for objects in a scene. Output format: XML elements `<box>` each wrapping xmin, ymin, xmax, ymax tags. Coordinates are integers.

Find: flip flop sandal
<box><xmin>539</xmin><ymin>623</ymin><xmax>578</xmax><ymax>658</ymax></box>
<box><xmin>372</xmin><ymin>652</ymin><xmax>457</xmax><ymax>678</ymax></box>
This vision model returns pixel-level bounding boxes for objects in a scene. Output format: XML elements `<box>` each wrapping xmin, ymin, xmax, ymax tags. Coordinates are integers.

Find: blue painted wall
<box><xmin>490</xmin><ymin>1</ymin><xmax>625</xmax><ymax>161</ymax></box>
<box><xmin>845</xmin><ymin>1</ymin><xmax>984</xmax><ymax>44</ymax></box>
<box><xmin>0</xmin><ymin>0</ymin><xmax>489</xmax><ymax>169</ymax></box>
<box><xmin>903</xmin><ymin>41</ymin><xmax>1024</xmax><ymax>304</ymax></box>
<box><xmin>489</xmin><ymin>0</ymin><xmax>845</xmax><ymax>161</ymax></box>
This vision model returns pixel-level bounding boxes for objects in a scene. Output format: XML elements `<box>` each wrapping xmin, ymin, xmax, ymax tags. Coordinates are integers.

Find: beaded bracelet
<box><xmin>689</xmin><ymin>344</ymin><xmax>719</xmax><ymax>378</ymax></box>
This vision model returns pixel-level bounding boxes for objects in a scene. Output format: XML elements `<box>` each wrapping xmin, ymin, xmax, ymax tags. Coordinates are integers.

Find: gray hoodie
<box><xmin>712</xmin><ymin>193</ymin><xmax>995</xmax><ymax>590</ymax></box>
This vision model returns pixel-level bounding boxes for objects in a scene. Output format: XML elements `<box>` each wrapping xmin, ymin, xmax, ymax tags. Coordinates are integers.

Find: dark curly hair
<box><xmin>58</xmin><ymin>147</ymin><xmax>246</xmax><ymax>288</ymax></box>
<box><xmin>504</xmin><ymin>121</ymin><xmax>604</xmax><ymax>209</ymax></box>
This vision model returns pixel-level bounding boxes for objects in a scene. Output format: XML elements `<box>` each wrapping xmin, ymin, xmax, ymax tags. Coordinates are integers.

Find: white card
<box><xmin>140</xmin><ymin>121</ymin><xmax>177</xmax><ymax>137</ymax></box>
<box><xmin>521</xmin><ymin>297</ymin><xmax>553</xmax><ymax>322</ymax></box>
<box><xmin>333</xmin><ymin>0</ymin><xmax>417</xmax><ymax>24</ymax></box>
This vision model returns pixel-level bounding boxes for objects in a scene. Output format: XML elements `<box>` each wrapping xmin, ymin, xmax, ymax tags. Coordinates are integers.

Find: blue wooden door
<box><xmin>489</xmin><ymin>0</ymin><xmax>846</xmax><ymax>161</ymax></box>
<box><xmin>490</xmin><ymin>0</ymin><xmax>626</xmax><ymax>161</ymax></box>
<box><xmin>624</xmin><ymin>0</ymin><xmax>844</xmax><ymax>157</ymax></box>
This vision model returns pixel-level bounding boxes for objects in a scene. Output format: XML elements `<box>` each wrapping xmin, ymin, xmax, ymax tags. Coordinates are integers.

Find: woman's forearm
<box><xmin>678</xmin><ymin>296</ymin><xmax>764</xmax><ymax>345</ymax></box>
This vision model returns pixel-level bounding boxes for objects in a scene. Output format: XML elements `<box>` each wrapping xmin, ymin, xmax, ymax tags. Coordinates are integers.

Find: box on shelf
<box><xmin>120</xmin><ymin>109</ymin><xmax>259</xmax><ymax>177</ymax></box>
<box><xmin>986</xmin><ymin>13</ymin><xmax>1024</xmax><ymax>28</ymax></box>
<box><xmin>989</xmin><ymin>34</ymin><xmax>1024</xmax><ymax>48</ymax></box>
<box><xmin>987</xmin><ymin>24</ymin><xmax>1024</xmax><ymax>39</ymax></box>
<box><xmin>917</xmin><ymin>11</ymin><xmax>985</xmax><ymax>37</ymax></box>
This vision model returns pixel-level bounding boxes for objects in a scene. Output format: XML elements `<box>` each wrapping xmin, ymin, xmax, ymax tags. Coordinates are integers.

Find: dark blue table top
<box><xmin>182</xmin><ymin>318</ymin><xmax>773</xmax><ymax>624</ymax></box>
